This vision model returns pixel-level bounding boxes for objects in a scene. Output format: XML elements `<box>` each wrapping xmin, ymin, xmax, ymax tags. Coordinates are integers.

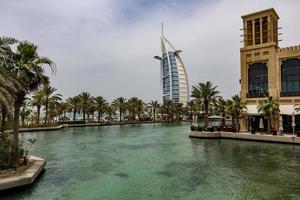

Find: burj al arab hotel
<box><xmin>154</xmin><ymin>25</ymin><xmax>189</xmax><ymax>105</ymax></box>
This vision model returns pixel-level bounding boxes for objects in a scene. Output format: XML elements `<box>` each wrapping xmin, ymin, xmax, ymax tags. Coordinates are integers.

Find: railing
<box><xmin>280</xmin><ymin>91</ymin><xmax>300</xmax><ymax>97</ymax></box>
<box><xmin>246</xmin><ymin>92</ymin><xmax>268</xmax><ymax>98</ymax></box>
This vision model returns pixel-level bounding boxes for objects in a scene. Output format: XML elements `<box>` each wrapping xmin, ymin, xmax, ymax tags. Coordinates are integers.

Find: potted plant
<box><xmin>190</xmin><ymin>126</ymin><xmax>195</xmax><ymax>131</ymax></box>
<box><xmin>197</xmin><ymin>127</ymin><xmax>203</xmax><ymax>132</ymax></box>
<box><xmin>271</xmin><ymin>128</ymin><xmax>277</xmax><ymax>135</ymax></box>
<box><xmin>231</xmin><ymin>127</ymin><xmax>236</xmax><ymax>133</ymax></box>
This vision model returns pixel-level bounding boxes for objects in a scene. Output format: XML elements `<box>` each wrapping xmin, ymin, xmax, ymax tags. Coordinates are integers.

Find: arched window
<box><xmin>281</xmin><ymin>58</ymin><xmax>300</xmax><ymax>96</ymax></box>
<box><xmin>248</xmin><ymin>62</ymin><xmax>268</xmax><ymax>97</ymax></box>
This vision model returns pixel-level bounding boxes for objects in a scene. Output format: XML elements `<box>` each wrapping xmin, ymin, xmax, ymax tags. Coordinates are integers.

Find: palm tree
<box><xmin>112</xmin><ymin>97</ymin><xmax>127</xmax><ymax>122</ymax></box>
<box><xmin>0</xmin><ymin>37</ymin><xmax>22</xmax><ymax>133</ymax></box>
<box><xmin>48</xmin><ymin>99</ymin><xmax>62</xmax><ymax>123</ymax></box>
<box><xmin>187</xmin><ymin>100</ymin><xmax>201</xmax><ymax>117</ymax></box>
<box><xmin>41</xmin><ymin>84</ymin><xmax>62</xmax><ymax>124</ymax></box>
<box><xmin>227</xmin><ymin>95</ymin><xmax>247</xmax><ymax>132</ymax></box>
<box><xmin>126</xmin><ymin>97</ymin><xmax>137</xmax><ymax>121</ymax></box>
<box><xmin>172</xmin><ymin>103</ymin><xmax>184</xmax><ymax>121</ymax></box>
<box><xmin>126</xmin><ymin>97</ymin><xmax>143</xmax><ymax>121</ymax></box>
<box><xmin>191</xmin><ymin>81</ymin><xmax>220</xmax><ymax>128</ymax></box>
<box><xmin>0</xmin><ymin>105</ymin><xmax>8</xmax><ymax>135</ymax></box>
<box><xmin>214</xmin><ymin>97</ymin><xmax>227</xmax><ymax>126</ymax></box>
<box><xmin>94</xmin><ymin>96</ymin><xmax>108</xmax><ymax>122</ymax></box>
<box><xmin>6</xmin><ymin>41</ymin><xmax>55</xmax><ymax>167</ymax></box>
<box><xmin>31</xmin><ymin>90</ymin><xmax>44</xmax><ymax>125</ymax></box>
<box><xmin>136</xmin><ymin>99</ymin><xmax>144</xmax><ymax>121</ymax></box>
<box><xmin>163</xmin><ymin>100</ymin><xmax>173</xmax><ymax>121</ymax></box>
<box><xmin>67</xmin><ymin>96</ymin><xmax>81</xmax><ymax>121</ymax></box>
<box><xmin>257</xmin><ymin>96</ymin><xmax>280</xmax><ymax>132</ymax></box>
<box><xmin>149</xmin><ymin>100</ymin><xmax>159</xmax><ymax>122</ymax></box>
<box><xmin>20</xmin><ymin>98</ymin><xmax>32</xmax><ymax>127</ymax></box>
<box><xmin>226</xmin><ymin>99</ymin><xmax>233</xmax><ymax>127</ymax></box>
<box><xmin>0</xmin><ymin>67</ymin><xmax>17</xmax><ymax>112</ymax></box>
<box><xmin>294</xmin><ymin>104</ymin><xmax>300</xmax><ymax>113</ymax></box>
<box><xmin>87</xmin><ymin>100</ymin><xmax>96</xmax><ymax>122</ymax></box>
<box><xmin>79</xmin><ymin>92</ymin><xmax>92</xmax><ymax>122</ymax></box>
<box><xmin>57</xmin><ymin>101</ymin><xmax>69</xmax><ymax>121</ymax></box>
<box><xmin>158</xmin><ymin>103</ymin><xmax>166</xmax><ymax>121</ymax></box>
<box><xmin>105</xmin><ymin>104</ymin><xmax>115</xmax><ymax>122</ymax></box>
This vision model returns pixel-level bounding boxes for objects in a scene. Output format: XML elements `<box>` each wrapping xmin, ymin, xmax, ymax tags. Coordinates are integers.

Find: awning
<box><xmin>246</xmin><ymin>104</ymin><xmax>300</xmax><ymax>115</ymax></box>
<box><xmin>246</xmin><ymin>105</ymin><xmax>260</xmax><ymax>115</ymax></box>
<box><xmin>279</xmin><ymin>105</ymin><xmax>299</xmax><ymax>115</ymax></box>
<box><xmin>208</xmin><ymin>115</ymin><xmax>224</xmax><ymax>119</ymax></box>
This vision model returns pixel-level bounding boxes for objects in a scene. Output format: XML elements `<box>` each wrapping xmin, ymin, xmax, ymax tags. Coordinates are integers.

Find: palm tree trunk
<box><xmin>231</xmin><ymin>115</ymin><xmax>235</xmax><ymax>126</ymax></box>
<box><xmin>73</xmin><ymin>109</ymin><xmax>76</xmax><ymax>121</ymax></box>
<box><xmin>11</xmin><ymin>99</ymin><xmax>22</xmax><ymax>168</ymax></box>
<box><xmin>37</xmin><ymin>105</ymin><xmax>41</xmax><ymax>126</ymax></box>
<box><xmin>204</xmin><ymin>103</ymin><xmax>209</xmax><ymax>128</ymax></box>
<box><xmin>98</xmin><ymin>111</ymin><xmax>101</xmax><ymax>122</ymax></box>
<box><xmin>83</xmin><ymin>111</ymin><xmax>86</xmax><ymax>122</ymax></box>
<box><xmin>1</xmin><ymin>107</ymin><xmax>7</xmax><ymax>135</ymax></box>
<box><xmin>21</xmin><ymin>116</ymin><xmax>25</xmax><ymax>127</ymax></box>
<box><xmin>120</xmin><ymin>110</ymin><xmax>122</xmax><ymax>122</ymax></box>
<box><xmin>153</xmin><ymin>109</ymin><xmax>156</xmax><ymax>123</ymax></box>
<box><xmin>45</xmin><ymin>102</ymin><xmax>48</xmax><ymax>124</ymax></box>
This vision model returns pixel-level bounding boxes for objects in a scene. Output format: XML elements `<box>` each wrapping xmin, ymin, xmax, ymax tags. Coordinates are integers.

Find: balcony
<box><xmin>280</xmin><ymin>91</ymin><xmax>300</xmax><ymax>97</ymax></box>
<box><xmin>246</xmin><ymin>92</ymin><xmax>268</xmax><ymax>98</ymax></box>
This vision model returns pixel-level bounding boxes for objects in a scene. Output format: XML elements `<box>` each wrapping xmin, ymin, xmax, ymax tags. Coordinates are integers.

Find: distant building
<box><xmin>240</xmin><ymin>8</ymin><xmax>300</xmax><ymax>133</ymax></box>
<box><xmin>154</xmin><ymin>25</ymin><xmax>189</xmax><ymax>105</ymax></box>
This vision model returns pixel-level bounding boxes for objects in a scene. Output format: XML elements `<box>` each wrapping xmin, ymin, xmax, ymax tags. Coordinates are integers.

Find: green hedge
<box><xmin>0</xmin><ymin>136</ymin><xmax>11</xmax><ymax>169</ymax></box>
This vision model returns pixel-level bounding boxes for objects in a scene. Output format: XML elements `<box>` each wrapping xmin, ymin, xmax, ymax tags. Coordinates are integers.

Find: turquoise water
<box><xmin>2</xmin><ymin>123</ymin><xmax>300</xmax><ymax>200</ymax></box>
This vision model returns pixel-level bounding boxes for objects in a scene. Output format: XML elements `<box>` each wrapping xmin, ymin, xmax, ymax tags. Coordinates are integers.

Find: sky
<box><xmin>1</xmin><ymin>0</ymin><xmax>300</xmax><ymax>102</ymax></box>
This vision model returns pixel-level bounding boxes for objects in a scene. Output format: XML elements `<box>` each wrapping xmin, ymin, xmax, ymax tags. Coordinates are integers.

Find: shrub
<box><xmin>0</xmin><ymin>136</ymin><xmax>11</xmax><ymax>169</ymax></box>
<box><xmin>190</xmin><ymin>126</ymin><xmax>195</xmax><ymax>131</ymax></box>
<box><xmin>197</xmin><ymin>127</ymin><xmax>203</xmax><ymax>132</ymax></box>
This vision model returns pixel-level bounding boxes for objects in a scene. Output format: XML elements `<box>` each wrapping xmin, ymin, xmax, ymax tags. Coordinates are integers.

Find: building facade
<box><xmin>154</xmin><ymin>30</ymin><xmax>189</xmax><ymax>105</ymax></box>
<box><xmin>240</xmin><ymin>8</ymin><xmax>300</xmax><ymax>132</ymax></box>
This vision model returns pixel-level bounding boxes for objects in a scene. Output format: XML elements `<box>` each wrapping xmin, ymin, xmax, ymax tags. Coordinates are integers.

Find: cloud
<box><xmin>1</xmin><ymin>0</ymin><xmax>300</xmax><ymax>102</ymax></box>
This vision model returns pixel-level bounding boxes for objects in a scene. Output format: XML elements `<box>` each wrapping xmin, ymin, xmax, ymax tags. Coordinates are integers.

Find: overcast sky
<box><xmin>1</xmin><ymin>0</ymin><xmax>300</xmax><ymax>102</ymax></box>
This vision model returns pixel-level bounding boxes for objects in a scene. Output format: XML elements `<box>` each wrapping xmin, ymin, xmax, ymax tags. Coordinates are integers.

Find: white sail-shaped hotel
<box><xmin>154</xmin><ymin>27</ymin><xmax>189</xmax><ymax>105</ymax></box>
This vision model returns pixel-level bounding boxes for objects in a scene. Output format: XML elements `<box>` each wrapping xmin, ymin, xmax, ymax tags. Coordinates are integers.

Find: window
<box><xmin>246</xmin><ymin>20</ymin><xmax>253</xmax><ymax>46</ymax></box>
<box><xmin>254</xmin><ymin>18</ymin><xmax>261</xmax><ymax>45</ymax></box>
<box><xmin>262</xmin><ymin>16</ymin><xmax>268</xmax><ymax>43</ymax></box>
<box><xmin>248</xmin><ymin>63</ymin><xmax>268</xmax><ymax>95</ymax></box>
<box><xmin>281</xmin><ymin>58</ymin><xmax>300</xmax><ymax>96</ymax></box>
<box><xmin>273</xmin><ymin>16</ymin><xmax>278</xmax><ymax>43</ymax></box>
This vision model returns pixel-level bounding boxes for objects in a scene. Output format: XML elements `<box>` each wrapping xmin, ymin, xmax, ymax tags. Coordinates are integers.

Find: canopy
<box><xmin>246</xmin><ymin>104</ymin><xmax>300</xmax><ymax>116</ymax></box>
<box><xmin>280</xmin><ymin>105</ymin><xmax>299</xmax><ymax>115</ymax></box>
<box><xmin>246</xmin><ymin>105</ymin><xmax>261</xmax><ymax>115</ymax></box>
<box><xmin>208</xmin><ymin>115</ymin><xmax>224</xmax><ymax>119</ymax></box>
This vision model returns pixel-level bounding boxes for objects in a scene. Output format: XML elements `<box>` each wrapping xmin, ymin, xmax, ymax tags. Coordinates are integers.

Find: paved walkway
<box><xmin>190</xmin><ymin>131</ymin><xmax>300</xmax><ymax>144</ymax></box>
<box><xmin>0</xmin><ymin>156</ymin><xmax>45</xmax><ymax>191</ymax></box>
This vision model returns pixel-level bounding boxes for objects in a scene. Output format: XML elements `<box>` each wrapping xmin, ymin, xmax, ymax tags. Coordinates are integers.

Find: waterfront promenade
<box><xmin>190</xmin><ymin>131</ymin><xmax>300</xmax><ymax>145</ymax></box>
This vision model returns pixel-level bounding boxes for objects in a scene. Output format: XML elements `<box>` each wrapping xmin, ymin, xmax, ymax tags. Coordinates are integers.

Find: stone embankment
<box><xmin>0</xmin><ymin>156</ymin><xmax>45</xmax><ymax>191</ymax></box>
<box><xmin>190</xmin><ymin>131</ymin><xmax>300</xmax><ymax>144</ymax></box>
<box><xmin>18</xmin><ymin>121</ymin><xmax>186</xmax><ymax>133</ymax></box>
